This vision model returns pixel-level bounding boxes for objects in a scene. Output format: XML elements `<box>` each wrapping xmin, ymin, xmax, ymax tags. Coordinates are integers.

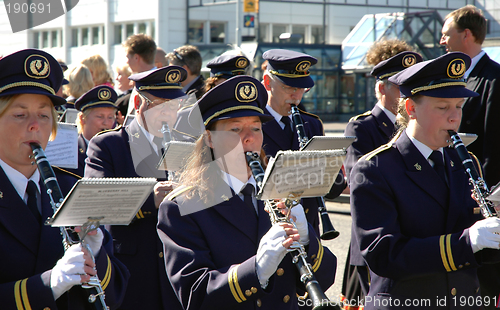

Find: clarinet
<box><xmin>447</xmin><ymin>130</ymin><xmax>497</xmax><ymax>218</ymax></box>
<box><xmin>30</xmin><ymin>143</ymin><xmax>109</xmax><ymax>310</ymax></box>
<box><xmin>291</xmin><ymin>105</ymin><xmax>340</xmax><ymax>240</ymax></box>
<box><xmin>161</xmin><ymin>121</ymin><xmax>172</xmax><ymax>147</ymax></box>
<box><xmin>245</xmin><ymin>152</ymin><xmax>340</xmax><ymax>310</ymax></box>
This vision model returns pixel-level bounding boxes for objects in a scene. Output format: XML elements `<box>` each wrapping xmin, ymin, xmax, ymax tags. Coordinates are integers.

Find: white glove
<box><xmin>469</xmin><ymin>217</ymin><xmax>500</xmax><ymax>253</ymax></box>
<box><xmin>50</xmin><ymin>244</ymin><xmax>86</xmax><ymax>300</ymax></box>
<box><xmin>83</xmin><ymin>228</ymin><xmax>104</xmax><ymax>257</ymax></box>
<box><xmin>256</xmin><ymin>224</ymin><xmax>288</xmax><ymax>288</ymax></box>
<box><xmin>290</xmin><ymin>204</ymin><xmax>309</xmax><ymax>246</ymax></box>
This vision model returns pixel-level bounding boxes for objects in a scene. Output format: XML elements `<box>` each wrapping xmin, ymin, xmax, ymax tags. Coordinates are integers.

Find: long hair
<box><xmin>82</xmin><ymin>55</ymin><xmax>114</xmax><ymax>86</ymax></box>
<box><xmin>64</xmin><ymin>64</ymin><xmax>94</xmax><ymax>99</ymax></box>
<box><xmin>179</xmin><ymin>126</ymin><xmax>267</xmax><ymax>204</ymax></box>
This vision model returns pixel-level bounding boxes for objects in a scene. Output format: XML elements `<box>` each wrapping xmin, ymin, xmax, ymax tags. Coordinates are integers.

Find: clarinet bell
<box><xmin>320</xmin><ymin>214</ymin><xmax>340</xmax><ymax>240</ymax></box>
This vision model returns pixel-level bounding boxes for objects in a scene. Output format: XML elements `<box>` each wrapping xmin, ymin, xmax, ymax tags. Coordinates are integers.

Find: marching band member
<box><xmin>157</xmin><ymin>75</ymin><xmax>337</xmax><ymax>310</ymax></box>
<box><xmin>85</xmin><ymin>66</ymin><xmax>194</xmax><ymax>309</ymax></box>
<box><xmin>64</xmin><ymin>85</ymin><xmax>118</xmax><ymax>178</ymax></box>
<box><xmin>350</xmin><ymin>52</ymin><xmax>500</xmax><ymax>309</ymax></box>
<box><xmin>0</xmin><ymin>49</ymin><xmax>128</xmax><ymax>309</ymax></box>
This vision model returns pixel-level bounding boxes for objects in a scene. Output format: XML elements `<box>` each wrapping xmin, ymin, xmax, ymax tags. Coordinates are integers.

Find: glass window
<box><xmin>291</xmin><ymin>25</ymin><xmax>305</xmax><ymax>44</ymax></box>
<box><xmin>188</xmin><ymin>21</ymin><xmax>204</xmax><ymax>44</ymax></box>
<box><xmin>51</xmin><ymin>30</ymin><xmax>58</xmax><ymax>47</ymax></box>
<box><xmin>126</xmin><ymin>24</ymin><xmax>134</xmax><ymax>38</ymax></box>
<box><xmin>92</xmin><ymin>27</ymin><xmax>99</xmax><ymax>45</ymax></box>
<box><xmin>82</xmin><ymin>28</ymin><xmax>89</xmax><ymax>45</ymax></box>
<box><xmin>114</xmin><ymin>24</ymin><xmax>122</xmax><ymax>44</ymax></box>
<box><xmin>71</xmin><ymin>28</ymin><xmax>78</xmax><ymax>47</ymax></box>
<box><xmin>210</xmin><ymin>22</ymin><xmax>225</xmax><ymax>43</ymax></box>
<box><xmin>42</xmin><ymin>32</ymin><xmax>49</xmax><ymax>48</ymax></box>
<box><xmin>139</xmin><ymin>22</ymin><xmax>147</xmax><ymax>35</ymax></box>
<box><xmin>33</xmin><ymin>31</ymin><xmax>39</xmax><ymax>49</ymax></box>
<box><xmin>311</xmin><ymin>26</ymin><xmax>323</xmax><ymax>44</ymax></box>
<box><xmin>272</xmin><ymin>24</ymin><xmax>287</xmax><ymax>43</ymax></box>
<box><xmin>151</xmin><ymin>22</ymin><xmax>155</xmax><ymax>40</ymax></box>
<box><xmin>259</xmin><ymin>23</ymin><xmax>268</xmax><ymax>42</ymax></box>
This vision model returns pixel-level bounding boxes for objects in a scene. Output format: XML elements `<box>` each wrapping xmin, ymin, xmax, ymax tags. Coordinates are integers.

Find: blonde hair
<box><xmin>81</xmin><ymin>55</ymin><xmax>114</xmax><ymax>86</ymax></box>
<box><xmin>116</xmin><ymin>63</ymin><xmax>132</xmax><ymax>77</ymax></box>
<box><xmin>75</xmin><ymin>109</ymin><xmax>92</xmax><ymax>134</ymax></box>
<box><xmin>395</xmin><ymin>95</ymin><xmax>424</xmax><ymax>130</ymax></box>
<box><xmin>64</xmin><ymin>64</ymin><xmax>94</xmax><ymax>99</ymax></box>
<box><xmin>0</xmin><ymin>95</ymin><xmax>58</xmax><ymax>140</ymax></box>
<box><xmin>179</xmin><ymin>127</ymin><xmax>267</xmax><ymax>204</ymax></box>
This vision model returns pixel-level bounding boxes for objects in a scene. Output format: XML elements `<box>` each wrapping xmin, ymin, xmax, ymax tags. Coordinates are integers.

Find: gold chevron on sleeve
<box><xmin>228</xmin><ymin>265</ymin><xmax>246</xmax><ymax>303</ymax></box>
<box><xmin>439</xmin><ymin>234</ymin><xmax>457</xmax><ymax>272</ymax></box>
<box><xmin>101</xmin><ymin>255</ymin><xmax>112</xmax><ymax>289</ymax></box>
<box><xmin>312</xmin><ymin>237</ymin><xmax>324</xmax><ymax>272</ymax></box>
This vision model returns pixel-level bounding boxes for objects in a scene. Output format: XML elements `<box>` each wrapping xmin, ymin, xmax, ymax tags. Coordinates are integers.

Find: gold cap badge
<box><xmin>235</xmin><ymin>81</ymin><xmax>258</xmax><ymax>102</ymax></box>
<box><xmin>25</xmin><ymin>54</ymin><xmax>50</xmax><ymax>79</ymax></box>
<box><xmin>235</xmin><ymin>57</ymin><xmax>248</xmax><ymax>69</ymax></box>
<box><xmin>295</xmin><ymin>61</ymin><xmax>311</xmax><ymax>72</ymax></box>
<box><xmin>402</xmin><ymin>54</ymin><xmax>417</xmax><ymax>68</ymax></box>
<box><xmin>166</xmin><ymin>69</ymin><xmax>181</xmax><ymax>83</ymax></box>
<box><xmin>98</xmin><ymin>88</ymin><xmax>112</xmax><ymax>100</ymax></box>
<box><xmin>447</xmin><ymin>58</ymin><xmax>466</xmax><ymax>79</ymax></box>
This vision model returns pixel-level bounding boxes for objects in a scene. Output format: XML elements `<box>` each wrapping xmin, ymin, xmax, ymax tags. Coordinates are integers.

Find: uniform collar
<box><xmin>376</xmin><ymin>101</ymin><xmax>396</xmax><ymax>124</ymax></box>
<box><xmin>405</xmin><ymin>128</ymin><xmax>443</xmax><ymax>163</ymax></box>
<box><xmin>266</xmin><ymin>105</ymin><xmax>291</xmax><ymax>129</ymax></box>
<box><xmin>465</xmin><ymin>50</ymin><xmax>486</xmax><ymax>79</ymax></box>
<box><xmin>0</xmin><ymin>157</ymin><xmax>40</xmax><ymax>201</ymax></box>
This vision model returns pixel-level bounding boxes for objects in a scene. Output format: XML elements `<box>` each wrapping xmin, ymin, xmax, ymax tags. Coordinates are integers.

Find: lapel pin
<box><xmin>0</xmin><ymin>191</ymin><xmax>3</xmax><ymax>199</ymax></box>
<box><xmin>414</xmin><ymin>163</ymin><xmax>421</xmax><ymax>171</ymax></box>
<box><xmin>382</xmin><ymin>122</ymin><xmax>388</xmax><ymax>127</ymax></box>
<box><xmin>221</xmin><ymin>194</ymin><xmax>229</xmax><ymax>201</ymax></box>
<box><xmin>450</xmin><ymin>160</ymin><xmax>454</xmax><ymax>167</ymax></box>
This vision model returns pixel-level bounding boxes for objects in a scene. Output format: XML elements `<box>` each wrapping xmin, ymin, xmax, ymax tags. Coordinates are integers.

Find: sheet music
<box><xmin>259</xmin><ymin>150</ymin><xmax>346</xmax><ymax>200</ymax></box>
<box><xmin>47</xmin><ymin>177</ymin><xmax>157</xmax><ymax>226</ymax></box>
<box><xmin>300</xmin><ymin>135</ymin><xmax>355</xmax><ymax>151</ymax></box>
<box><xmin>157</xmin><ymin>141</ymin><xmax>195</xmax><ymax>171</ymax></box>
<box><xmin>45</xmin><ymin>123</ymin><xmax>78</xmax><ymax>169</ymax></box>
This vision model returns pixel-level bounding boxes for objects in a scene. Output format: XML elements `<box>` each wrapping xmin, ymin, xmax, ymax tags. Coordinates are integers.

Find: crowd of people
<box><xmin>1</xmin><ymin>4</ymin><xmax>500</xmax><ymax>310</ymax></box>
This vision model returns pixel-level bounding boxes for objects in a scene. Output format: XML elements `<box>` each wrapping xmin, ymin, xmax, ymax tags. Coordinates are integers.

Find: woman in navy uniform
<box><xmin>157</xmin><ymin>75</ymin><xmax>337</xmax><ymax>310</ymax></box>
<box><xmin>0</xmin><ymin>49</ymin><xmax>128</xmax><ymax>309</ymax></box>
<box><xmin>64</xmin><ymin>85</ymin><xmax>118</xmax><ymax>177</ymax></box>
<box><xmin>85</xmin><ymin>66</ymin><xmax>194</xmax><ymax>310</ymax></box>
<box><xmin>350</xmin><ymin>52</ymin><xmax>500</xmax><ymax>309</ymax></box>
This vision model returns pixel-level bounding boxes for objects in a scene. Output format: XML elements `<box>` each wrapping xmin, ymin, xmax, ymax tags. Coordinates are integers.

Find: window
<box><xmin>188</xmin><ymin>21</ymin><xmax>204</xmax><ymax>44</ymax></box>
<box><xmin>82</xmin><ymin>28</ymin><xmax>89</xmax><ymax>45</ymax></box>
<box><xmin>33</xmin><ymin>31</ymin><xmax>39</xmax><ymax>48</ymax></box>
<box><xmin>42</xmin><ymin>32</ymin><xmax>49</xmax><ymax>48</ymax></box>
<box><xmin>210</xmin><ymin>22</ymin><xmax>225</xmax><ymax>43</ymax></box>
<box><xmin>126</xmin><ymin>24</ymin><xmax>134</xmax><ymax>39</ymax></box>
<box><xmin>71</xmin><ymin>28</ymin><xmax>78</xmax><ymax>47</ymax></box>
<box><xmin>114</xmin><ymin>24</ymin><xmax>122</xmax><ymax>44</ymax></box>
<box><xmin>92</xmin><ymin>27</ymin><xmax>99</xmax><ymax>45</ymax></box>
<box><xmin>272</xmin><ymin>24</ymin><xmax>287</xmax><ymax>43</ymax></box>
<box><xmin>51</xmin><ymin>30</ymin><xmax>58</xmax><ymax>47</ymax></box>
<box><xmin>311</xmin><ymin>26</ymin><xmax>324</xmax><ymax>44</ymax></box>
<box><xmin>139</xmin><ymin>23</ymin><xmax>147</xmax><ymax>35</ymax></box>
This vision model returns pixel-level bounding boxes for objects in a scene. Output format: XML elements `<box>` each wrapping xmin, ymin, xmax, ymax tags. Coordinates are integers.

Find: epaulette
<box><xmin>349</xmin><ymin>110</ymin><xmax>372</xmax><ymax>122</ymax></box>
<box><xmin>52</xmin><ymin>166</ymin><xmax>82</xmax><ymax>179</ymax></box>
<box><xmin>167</xmin><ymin>185</ymin><xmax>193</xmax><ymax>201</ymax></box>
<box><xmin>172</xmin><ymin>128</ymin><xmax>198</xmax><ymax>140</ymax></box>
<box><xmin>362</xmin><ymin>130</ymin><xmax>401</xmax><ymax>161</ymax></box>
<box><xmin>298</xmin><ymin>109</ymin><xmax>321</xmax><ymax>120</ymax></box>
<box><xmin>178</xmin><ymin>103</ymin><xmax>196</xmax><ymax>112</ymax></box>
<box><xmin>469</xmin><ymin>151</ymin><xmax>484</xmax><ymax>179</ymax></box>
<box><xmin>96</xmin><ymin>125</ymin><xmax>122</xmax><ymax>136</ymax></box>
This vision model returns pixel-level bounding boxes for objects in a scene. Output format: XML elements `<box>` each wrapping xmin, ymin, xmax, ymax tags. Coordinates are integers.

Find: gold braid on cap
<box><xmin>138</xmin><ymin>85</ymin><xmax>183</xmax><ymax>90</ymax></box>
<box><xmin>80</xmin><ymin>101</ymin><xmax>117</xmax><ymax>111</ymax></box>
<box><xmin>204</xmin><ymin>106</ymin><xmax>263</xmax><ymax>126</ymax></box>
<box><xmin>269</xmin><ymin>70</ymin><xmax>310</xmax><ymax>78</ymax></box>
<box><xmin>411</xmin><ymin>81</ymin><xmax>467</xmax><ymax>95</ymax></box>
<box><xmin>377</xmin><ymin>71</ymin><xmax>399</xmax><ymax>80</ymax></box>
<box><xmin>0</xmin><ymin>81</ymin><xmax>55</xmax><ymax>95</ymax></box>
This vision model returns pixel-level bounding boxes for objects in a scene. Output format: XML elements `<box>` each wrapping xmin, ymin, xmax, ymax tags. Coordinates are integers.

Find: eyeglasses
<box><xmin>137</xmin><ymin>91</ymin><xmax>180</xmax><ymax>111</ymax></box>
<box><xmin>172</xmin><ymin>49</ymin><xmax>185</xmax><ymax>65</ymax></box>
<box><xmin>279</xmin><ymin>84</ymin><xmax>309</xmax><ymax>95</ymax></box>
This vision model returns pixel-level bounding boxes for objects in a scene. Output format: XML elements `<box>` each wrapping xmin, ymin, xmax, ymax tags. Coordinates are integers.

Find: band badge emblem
<box><xmin>98</xmin><ymin>89</ymin><xmax>111</xmax><ymax>100</ymax></box>
<box><xmin>402</xmin><ymin>54</ymin><xmax>417</xmax><ymax>68</ymax></box>
<box><xmin>414</xmin><ymin>163</ymin><xmax>421</xmax><ymax>171</ymax></box>
<box><xmin>166</xmin><ymin>69</ymin><xmax>181</xmax><ymax>83</ymax></box>
<box><xmin>295</xmin><ymin>61</ymin><xmax>311</xmax><ymax>72</ymax></box>
<box><xmin>235</xmin><ymin>81</ymin><xmax>257</xmax><ymax>102</ymax></box>
<box><xmin>447</xmin><ymin>58</ymin><xmax>466</xmax><ymax>79</ymax></box>
<box><xmin>25</xmin><ymin>54</ymin><xmax>50</xmax><ymax>79</ymax></box>
<box><xmin>235</xmin><ymin>57</ymin><xmax>248</xmax><ymax>69</ymax></box>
